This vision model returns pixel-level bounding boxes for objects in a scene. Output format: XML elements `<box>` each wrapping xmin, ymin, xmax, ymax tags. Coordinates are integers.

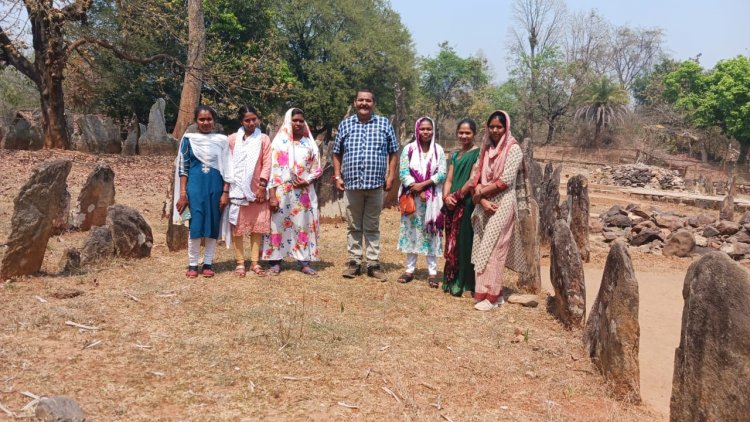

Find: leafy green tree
<box><xmin>275</xmin><ymin>0</ymin><xmax>416</xmax><ymax>139</ymax></box>
<box><xmin>574</xmin><ymin>75</ymin><xmax>629</xmax><ymax>147</ymax></box>
<box><xmin>664</xmin><ymin>56</ymin><xmax>750</xmax><ymax>163</ymax></box>
<box><xmin>418</xmin><ymin>42</ymin><xmax>489</xmax><ymax>139</ymax></box>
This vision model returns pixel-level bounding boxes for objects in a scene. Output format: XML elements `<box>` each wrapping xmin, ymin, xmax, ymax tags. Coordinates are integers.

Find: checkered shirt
<box><xmin>332</xmin><ymin>114</ymin><xmax>399</xmax><ymax>190</ymax></box>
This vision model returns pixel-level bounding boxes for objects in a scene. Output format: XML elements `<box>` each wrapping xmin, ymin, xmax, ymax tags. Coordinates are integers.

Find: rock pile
<box><xmin>596</xmin><ymin>205</ymin><xmax>750</xmax><ymax>260</ymax></box>
<box><xmin>591</xmin><ymin>163</ymin><xmax>685</xmax><ymax>191</ymax></box>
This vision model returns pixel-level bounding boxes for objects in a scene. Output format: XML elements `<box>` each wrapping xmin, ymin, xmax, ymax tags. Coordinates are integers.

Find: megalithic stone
<box><xmin>670</xmin><ymin>252</ymin><xmax>750</xmax><ymax>421</ymax></box>
<box><xmin>549</xmin><ymin>219</ymin><xmax>586</xmax><ymax>329</ymax></box>
<box><xmin>584</xmin><ymin>240</ymin><xmax>640</xmax><ymax>403</ymax></box>
<box><xmin>1</xmin><ymin>159</ymin><xmax>71</xmax><ymax>279</ymax></box>
<box><xmin>567</xmin><ymin>175</ymin><xmax>590</xmax><ymax>262</ymax></box>
<box><xmin>518</xmin><ymin>198</ymin><xmax>541</xmax><ymax>293</ymax></box>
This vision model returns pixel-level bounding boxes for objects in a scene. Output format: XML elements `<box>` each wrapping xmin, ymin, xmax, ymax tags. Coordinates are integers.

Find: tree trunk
<box><xmin>738</xmin><ymin>141</ymin><xmax>749</xmax><ymax>166</ymax></box>
<box><xmin>592</xmin><ymin>120</ymin><xmax>602</xmax><ymax>148</ymax></box>
<box><xmin>172</xmin><ymin>0</ymin><xmax>205</xmax><ymax>139</ymax></box>
<box><xmin>545</xmin><ymin>121</ymin><xmax>555</xmax><ymax>145</ymax></box>
<box><xmin>39</xmin><ymin>76</ymin><xmax>70</xmax><ymax>149</ymax></box>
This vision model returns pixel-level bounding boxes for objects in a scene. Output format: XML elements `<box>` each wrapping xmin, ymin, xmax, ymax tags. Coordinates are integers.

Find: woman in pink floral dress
<box><xmin>262</xmin><ymin>108</ymin><xmax>322</xmax><ymax>276</ymax></box>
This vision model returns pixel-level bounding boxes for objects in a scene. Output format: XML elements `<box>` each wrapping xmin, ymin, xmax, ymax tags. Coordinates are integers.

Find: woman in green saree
<box><xmin>441</xmin><ymin>119</ymin><xmax>480</xmax><ymax>296</ymax></box>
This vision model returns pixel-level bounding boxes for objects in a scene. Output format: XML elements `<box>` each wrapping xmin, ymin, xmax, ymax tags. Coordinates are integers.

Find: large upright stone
<box><xmin>584</xmin><ymin>240</ymin><xmax>641</xmax><ymax>403</ymax></box>
<box><xmin>72</xmin><ymin>164</ymin><xmax>116</xmax><ymax>231</ymax></box>
<box><xmin>1</xmin><ymin>110</ymin><xmax>44</xmax><ymax>150</ymax></box>
<box><xmin>70</xmin><ymin>114</ymin><xmax>122</xmax><ymax>154</ymax></box>
<box><xmin>1</xmin><ymin>159</ymin><xmax>71</xmax><ymax>279</ymax></box>
<box><xmin>720</xmin><ymin>173</ymin><xmax>735</xmax><ymax>222</ymax></box>
<box><xmin>567</xmin><ymin>175</ymin><xmax>590</xmax><ymax>262</ymax></box>
<box><xmin>670</xmin><ymin>252</ymin><xmax>750</xmax><ymax>421</ymax></box>
<box><xmin>107</xmin><ymin>205</ymin><xmax>153</xmax><ymax>258</ymax></box>
<box><xmin>139</xmin><ymin>98</ymin><xmax>176</xmax><ymax>155</ymax></box>
<box><xmin>549</xmin><ymin>220</ymin><xmax>586</xmax><ymax>329</ymax></box>
<box><xmin>539</xmin><ymin>163</ymin><xmax>562</xmax><ymax>245</ymax></box>
<box><xmin>50</xmin><ymin>187</ymin><xmax>71</xmax><ymax>235</ymax></box>
<box><xmin>122</xmin><ymin>115</ymin><xmax>142</xmax><ymax>156</ymax></box>
<box><xmin>518</xmin><ymin>198</ymin><xmax>541</xmax><ymax>293</ymax></box>
<box><xmin>521</xmin><ymin>138</ymin><xmax>543</xmax><ymax>202</ymax></box>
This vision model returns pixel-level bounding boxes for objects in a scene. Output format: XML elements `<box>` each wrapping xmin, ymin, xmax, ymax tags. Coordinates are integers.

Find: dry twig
<box><xmin>0</xmin><ymin>402</ymin><xmax>15</xmax><ymax>417</ymax></box>
<box><xmin>337</xmin><ymin>401</ymin><xmax>358</xmax><ymax>409</ymax></box>
<box><xmin>34</xmin><ymin>295</ymin><xmax>48</xmax><ymax>303</ymax></box>
<box><xmin>440</xmin><ymin>414</ymin><xmax>455</xmax><ymax>422</ymax></box>
<box><xmin>125</xmin><ymin>293</ymin><xmax>141</xmax><ymax>303</ymax></box>
<box><xmin>84</xmin><ymin>340</ymin><xmax>103</xmax><ymax>349</ymax></box>
<box><xmin>65</xmin><ymin>320</ymin><xmax>99</xmax><ymax>330</ymax></box>
<box><xmin>381</xmin><ymin>386</ymin><xmax>400</xmax><ymax>403</ymax></box>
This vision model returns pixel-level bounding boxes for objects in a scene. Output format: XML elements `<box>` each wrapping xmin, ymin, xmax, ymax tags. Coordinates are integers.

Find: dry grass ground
<box><xmin>0</xmin><ymin>150</ymin><xmax>662</xmax><ymax>421</ymax></box>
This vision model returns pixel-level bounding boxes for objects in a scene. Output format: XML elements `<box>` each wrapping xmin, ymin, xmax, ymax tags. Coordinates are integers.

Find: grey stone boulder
<box><xmin>584</xmin><ymin>240</ymin><xmax>640</xmax><ymax>403</ymax></box>
<box><xmin>670</xmin><ymin>252</ymin><xmax>750</xmax><ymax>421</ymax></box>
<box><xmin>663</xmin><ymin>231</ymin><xmax>696</xmax><ymax>258</ymax></box>
<box><xmin>107</xmin><ymin>205</ymin><xmax>153</xmax><ymax>258</ymax></box>
<box><xmin>81</xmin><ymin>226</ymin><xmax>115</xmax><ymax>266</ymax></box>
<box><xmin>715</xmin><ymin>220</ymin><xmax>740</xmax><ymax>236</ymax></box>
<box><xmin>687</xmin><ymin>213</ymin><xmax>716</xmax><ymax>228</ymax></box>
<box><xmin>702</xmin><ymin>225</ymin><xmax>720</xmax><ymax>238</ymax></box>
<box><xmin>1</xmin><ymin>110</ymin><xmax>44</xmax><ymax>150</ymax></box>
<box><xmin>35</xmin><ymin>396</ymin><xmax>85</xmax><ymax>422</ymax></box>
<box><xmin>59</xmin><ymin>248</ymin><xmax>82</xmax><ymax>275</ymax></box>
<box><xmin>1</xmin><ymin>159</ymin><xmax>72</xmax><ymax>279</ymax></box>
<box><xmin>69</xmin><ymin>114</ymin><xmax>121</xmax><ymax>154</ymax></box>
<box><xmin>630</xmin><ymin>227</ymin><xmax>663</xmax><ymax>246</ymax></box>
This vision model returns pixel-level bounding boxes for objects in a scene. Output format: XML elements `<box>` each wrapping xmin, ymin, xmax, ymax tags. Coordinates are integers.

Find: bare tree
<box><xmin>608</xmin><ymin>26</ymin><xmax>664</xmax><ymax>91</ymax></box>
<box><xmin>510</xmin><ymin>0</ymin><xmax>567</xmax><ymax>138</ymax></box>
<box><xmin>0</xmin><ymin>0</ymin><xmax>172</xmax><ymax>149</ymax></box>
<box><xmin>564</xmin><ymin>9</ymin><xmax>610</xmax><ymax>81</ymax></box>
<box><xmin>171</xmin><ymin>0</ymin><xmax>204</xmax><ymax>139</ymax></box>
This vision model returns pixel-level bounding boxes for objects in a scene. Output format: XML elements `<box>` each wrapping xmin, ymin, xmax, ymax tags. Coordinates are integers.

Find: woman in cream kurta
<box><xmin>469</xmin><ymin>110</ymin><xmax>526</xmax><ymax>311</ymax></box>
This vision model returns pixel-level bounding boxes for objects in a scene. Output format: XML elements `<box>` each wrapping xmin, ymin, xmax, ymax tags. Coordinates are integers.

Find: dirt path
<box><xmin>541</xmin><ymin>264</ymin><xmax>685</xmax><ymax>420</ymax></box>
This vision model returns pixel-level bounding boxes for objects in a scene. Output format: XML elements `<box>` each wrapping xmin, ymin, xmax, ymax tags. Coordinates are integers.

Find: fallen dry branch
<box><xmin>65</xmin><ymin>320</ymin><xmax>100</xmax><ymax>330</ymax></box>
<box><xmin>0</xmin><ymin>401</ymin><xmax>15</xmax><ymax>417</ymax></box>
<box><xmin>381</xmin><ymin>386</ymin><xmax>400</xmax><ymax>403</ymax></box>
<box><xmin>281</xmin><ymin>376</ymin><xmax>312</xmax><ymax>381</ymax></box>
<box><xmin>84</xmin><ymin>340</ymin><xmax>103</xmax><ymax>349</ymax></box>
<box><xmin>337</xmin><ymin>401</ymin><xmax>358</xmax><ymax>409</ymax></box>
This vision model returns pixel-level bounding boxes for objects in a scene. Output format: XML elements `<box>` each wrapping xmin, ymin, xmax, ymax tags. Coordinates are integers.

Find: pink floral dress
<box><xmin>261</xmin><ymin>136</ymin><xmax>322</xmax><ymax>262</ymax></box>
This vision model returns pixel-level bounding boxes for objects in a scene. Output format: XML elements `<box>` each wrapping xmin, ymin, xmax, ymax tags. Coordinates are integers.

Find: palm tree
<box><xmin>575</xmin><ymin>76</ymin><xmax>629</xmax><ymax>147</ymax></box>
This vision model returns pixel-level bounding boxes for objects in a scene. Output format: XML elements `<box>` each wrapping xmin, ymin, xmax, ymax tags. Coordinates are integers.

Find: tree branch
<box><xmin>0</xmin><ymin>26</ymin><xmax>40</xmax><ymax>85</ymax></box>
<box><xmin>67</xmin><ymin>37</ymin><xmax>179</xmax><ymax>67</ymax></box>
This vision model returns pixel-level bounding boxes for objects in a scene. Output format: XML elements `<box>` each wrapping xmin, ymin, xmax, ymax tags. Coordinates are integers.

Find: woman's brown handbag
<box><xmin>399</xmin><ymin>193</ymin><xmax>416</xmax><ymax>216</ymax></box>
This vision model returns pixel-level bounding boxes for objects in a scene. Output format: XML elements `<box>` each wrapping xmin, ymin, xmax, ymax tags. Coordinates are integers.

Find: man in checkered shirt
<box><xmin>332</xmin><ymin>89</ymin><xmax>399</xmax><ymax>281</ymax></box>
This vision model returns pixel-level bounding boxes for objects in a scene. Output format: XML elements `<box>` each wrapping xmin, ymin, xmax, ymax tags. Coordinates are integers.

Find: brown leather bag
<box><xmin>399</xmin><ymin>193</ymin><xmax>416</xmax><ymax>216</ymax></box>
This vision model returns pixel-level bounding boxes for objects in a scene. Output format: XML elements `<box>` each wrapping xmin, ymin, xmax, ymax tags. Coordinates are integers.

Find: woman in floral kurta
<box><xmin>397</xmin><ymin>117</ymin><xmax>447</xmax><ymax>287</ymax></box>
<box><xmin>261</xmin><ymin>108</ymin><xmax>322</xmax><ymax>276</ymax></box>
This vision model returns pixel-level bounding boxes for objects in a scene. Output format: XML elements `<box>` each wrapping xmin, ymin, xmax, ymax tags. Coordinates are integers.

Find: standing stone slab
<box><xmin>35</xmin><ymin>396</ymin><xmax>85</xmax><ymax>422</ymax></box>
<box><xmin>584</xmin><ymin>240</ymin><xmax>641</xmax><ymax>403</ymax></box>
<box><xmin>549</xmin><ymin>220</ymin><xmax>586</xmax><ymax>329</ymax></box>
<box><xmin>139</xmin><ymin>98</ymin><xmax>176</xmax><ymax>155</ymax></box>
<box><xmin>107</xmin><ymin>205</ymin><xmax>153</xmax><ymax>258</ymax></box>
<box><xmin>122</xmin><ymin>115</ymin><xmax>142</xmax><ymax>156</ymax></box>
<box><xmin>539</xmin><ymin>163</ymin><xmax>562</xmax><ymax>245</ymax></box>
<box><xmin>670</xmin><ymin>251</ymin><xmax>750</xmax><ymax>421</ymax></box>
<box><xmin>720</xmin><ymin>173</ymin><xmax>735</xmax><ymax>222</ymax></box>
<box><xmin>521</xmin><ymin>138</ymin><xmax>543</xmax><ymax>202</ymax></box>
<box><xmin>72</xmin><ymin>164</ymin><xmax>116</xmax><ymax>231</ymax></box>
<box><xmin>518</xmin><ymin>198</ymin><xmax>541</xmax><ymax>293</ymax></box>
<box><xmin>567</xmin><ymin>174</ymin><xmax>590</xmax><ymax>262</ymax></box>
<box><xmin>1</xmin><ymin>159</ymin><xmax>72</xmax><ymax>279</ymax></box>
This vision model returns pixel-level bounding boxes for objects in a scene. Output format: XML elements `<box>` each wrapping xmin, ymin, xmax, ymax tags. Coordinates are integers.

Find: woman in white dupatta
<box><xmin>396</xmin><ymin>117</ymin><xmax>447</xmax><ymax>287</ymax></box>
<box><xmin>261</xmin><ymin>108</ymin><xmax>322</xmax><ymax>276</ymax></box>
<box><xmin>174</xmin><ymin>106</ymin><xmax>232</xmax><ymax>278</ymax></box>
<box><xmin>227</xmin><ymin>106</ymin><xmax>272</xmax><ymax>277</ymax></box>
